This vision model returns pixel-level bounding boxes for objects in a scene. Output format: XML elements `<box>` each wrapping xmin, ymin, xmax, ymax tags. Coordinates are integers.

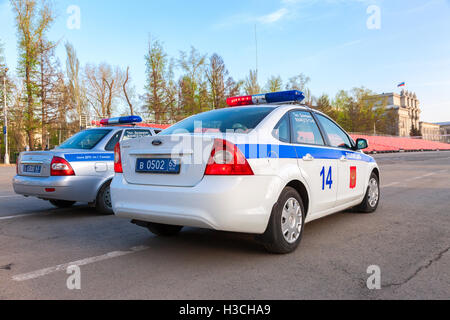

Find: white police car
<box><xmin>13</xmin><ymin>116</ymin><xmax>161</xmax><ymax>214</ymax></box>
<box><xmin>111</xmin><ymin>91</ymin><xmax>380</xmax><ymax>253</ymax></box>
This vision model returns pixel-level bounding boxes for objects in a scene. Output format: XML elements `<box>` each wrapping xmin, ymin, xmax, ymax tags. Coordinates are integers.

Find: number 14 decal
<box><xmin>320</xmin><ymin>166</ymin><xmax>333</xmax><ymax>190</ymax></box>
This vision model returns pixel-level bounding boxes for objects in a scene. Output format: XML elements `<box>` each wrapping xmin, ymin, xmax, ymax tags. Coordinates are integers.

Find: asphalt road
<box><xmin>0</xmin><ymin>151</ymin><xmax>449</xmax><ymax>300</ymax></box>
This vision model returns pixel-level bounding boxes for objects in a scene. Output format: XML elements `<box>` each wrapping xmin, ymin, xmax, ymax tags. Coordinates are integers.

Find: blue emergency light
<box><xmin>226</xmin><ymin>90</ymin><xmax>305</xmax><ymax>107</ymax></box>
<box><xmin>100</xmin><ymin>115</ymin><xmax>143</xmax><ymax>126</ymax></box>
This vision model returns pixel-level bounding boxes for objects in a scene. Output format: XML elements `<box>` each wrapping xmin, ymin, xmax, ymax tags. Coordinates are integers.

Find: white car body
<box><xmin>111</xmin><ymin>104</ymin><xmax>379</xmax><ymax>235</ymax></box>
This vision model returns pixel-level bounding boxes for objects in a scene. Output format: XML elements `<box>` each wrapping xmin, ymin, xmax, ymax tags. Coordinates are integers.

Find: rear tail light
<box><xmin>114</xmin><ymin>142</ymin><xmax>123</xmax><ymax>173</ymax></box>
<box><xmin>205</xmin><ymin>139</ymin><xmax>254</xmax><ymax>176</ymax></box>
<box><xmin>50</xmin><ymin>157</ymin><xmax>75</xmax><ymax>176</ymax></box>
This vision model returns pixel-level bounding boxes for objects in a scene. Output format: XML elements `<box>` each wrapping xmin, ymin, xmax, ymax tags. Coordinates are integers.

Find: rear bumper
<box><xmin>12</xmin><ymin>175</ymin><xmax>103</xmax><ymax>202</ymax></box>
<box><xmin>111</xmin><ymin>174</ymin><xmax>283</xmax><ymax>234</ymax></box>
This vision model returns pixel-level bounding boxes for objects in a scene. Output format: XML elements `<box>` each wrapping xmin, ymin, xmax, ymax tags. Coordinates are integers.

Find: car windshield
<box><xmin>57</xmin><ymin>129</ymin><xmax>112</xmax><ymax>150</ymax></box>
<box><xmin>160</xmin><ymin>107</ymin><xmax>276</xmax><ymax>135</ymax></box>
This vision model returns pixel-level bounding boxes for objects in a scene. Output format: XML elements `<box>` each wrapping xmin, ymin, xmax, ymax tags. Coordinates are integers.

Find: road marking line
<box><xmin>383</xmin><ymin>182</ymin><xmax>400</xmax><ymax>187</ymax></box>
<box><xmin>0</xmin><ymin>195</ymin><xmax>22</xmax><ymax>198</ymax></box>
<box><xmin>406</xmin><ymin>173</ymin><xmax>435</xmax><ymax>182</ymax></box>
<box><xmin>383</xmin><ymin>171</ymin><xmax>443</xmax><ymax>187</ymax></box>
<box><xmin>12</xmin><ymin>245</ymin><xmax>149</xmax><ymax>282</ymax></box>
<box><xmin>0</xmin><ymin>213</ymin><xmax>48</xmax><ymax>221</ymax></box>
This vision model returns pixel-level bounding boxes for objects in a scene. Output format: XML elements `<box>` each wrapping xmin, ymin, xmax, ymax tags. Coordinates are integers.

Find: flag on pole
<box><xmin>397</xmin><ymin>82</ymin><xmax>406</xmax><ymax>87</ymax></box>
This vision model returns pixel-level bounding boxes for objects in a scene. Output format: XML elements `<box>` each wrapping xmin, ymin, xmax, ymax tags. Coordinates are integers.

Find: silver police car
<box><xmin>13</xmin><ymin>116</ymin><xmax>161</xmax><ymax>214</ymax></box>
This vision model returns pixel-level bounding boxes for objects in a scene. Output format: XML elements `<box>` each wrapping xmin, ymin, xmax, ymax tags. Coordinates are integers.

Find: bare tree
<box><xmin>37</xmin><ymin>39</ymin><xmax>60</xmax><ymax>149</ymax></box>
<box><xmin>65</xmin><ymin>42</ymin><xmax>87</xmax><ymax>129</ymax></box>
<box><xmin>84</xmin><ymin>63</ymin><xmax>123</xmax><ymax>118</ymax></box>
<box><xmin>244</xmin><ymin>70</ymin><xmax>260</xmax><ymax>95</ymax></box>
<box><xmin>226</xmin><ymin>78</ymin><xmax>242</xmax><ymax>97</ymax></box>
<box><xmin>0</xmin><ymin>39</ymin><xmax>13</xmax><ymax>118</ymax></box>
<box><xmin>206</xmin><ymin>54</ymin><xmax>227</xmax><ymax>110</ymax></box>
<box><xmin>164</xmin><ymin>61</ymin><xmax>179</xmax><ymax>122</ymax></box>
<box><xmin>122</xmin><ymin>67</ymin><xmax>134</xmax><ymax>115</ymax></box>
<box><xmin>53</xmin><ymin>73</ymin><xmax>75</xmax><ymax>144</ymax></box>
<box><xmin>315</xmin><ymin>94</ymin><xmax>337</xmax><ymax>120</ymax></box>
<box><xmin>286</xmin><ymin>73</ymin><xmax>313</xmax><ymax>106</ymax></box>
<box><xmin>265</xmin><ymin>75</ymin><xmax>283</xmax><ymax>93</ymax></box>
<box><xmin>178</xmin><ymin>47</ymin><xmax>207</xmax><ymax>116</ymax></box>
<box><xmin>11</xmin><ymin>0</ymin><xmax>54</xmax><ymax>150</ymax></box>
<box><xmin>142</xmin><ymin>39</ymin><xmax>177</xmax><ymax>122</ymax></box>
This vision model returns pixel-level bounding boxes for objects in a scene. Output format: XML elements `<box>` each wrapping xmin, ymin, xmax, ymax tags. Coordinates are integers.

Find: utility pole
<box><xmin>254</xmin><ymin>24</ymin><xmax>258</xmax><ymax>81</ymax></box>
<box><xmin>2</xmin><ymin>67</ymin><xmax>9</xmax><ymax>165</ymax></box>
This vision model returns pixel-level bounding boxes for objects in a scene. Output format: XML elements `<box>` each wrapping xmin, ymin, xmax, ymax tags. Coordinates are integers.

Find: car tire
<box><xmin>49</xmin><ymin>200</ymin><xmax>76</xmax><ymax>208</ymax></box>
<box><xmin>259</xmin><ymin>187</ymin><xmax>306</xmax><ymax>254</ymax></box>
<box><xmin>353</xmin><ymin>172</ymin><xmax>380</xmax><ymax>213</ymax></box>
<box><xmin>96</xmin><ymin>181</ymin><xmax>114</xmax><ymax>215</ymax></box>
<box><xmin>147</xmin><ymin>223</ymin><xmax>183</xmax><ymax>237</ymax></box>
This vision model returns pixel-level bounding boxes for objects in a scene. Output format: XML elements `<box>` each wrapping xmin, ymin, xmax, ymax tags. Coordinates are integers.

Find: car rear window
<box><xmin>105</xmin><ymin>130</ymin><xmax>123</xmax><ymax>151</ymax></box>
<box><xmin>160</xmin><ymin>107</ymin><xmax>276</xmax><ymax>135</ymax></box>
<box><xmin>58</xmin><ymin>129</ymin><xmax>112</xmax><ymax>150</ymax></box>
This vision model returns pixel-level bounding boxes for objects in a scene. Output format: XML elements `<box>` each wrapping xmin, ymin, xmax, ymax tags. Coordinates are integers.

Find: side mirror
<box><xmin>355</xmin><ymin>138</ymin><xmax>369</xmax><ymax>150</ymax></box>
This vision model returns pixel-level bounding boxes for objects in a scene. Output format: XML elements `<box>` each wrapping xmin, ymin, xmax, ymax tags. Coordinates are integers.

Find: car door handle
<box><xmin>302</xmin><ymin>154</ymin><xmax>315</xmax><ymax>161</ymax></box>
<box><xmin>340</xmin><ymin>156</ymin><xmax>348</xmax><ymax>162</ymax></box>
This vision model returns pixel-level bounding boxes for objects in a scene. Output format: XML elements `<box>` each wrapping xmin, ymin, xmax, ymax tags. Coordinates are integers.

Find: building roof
<box><xmin>435</xmin><ymin>121</ymin><xmax>450</xmax><ymax>126</ymax></box>
<box><xmin>420</xmin><ymin>121</ymin><xmax>441</xmax><ymax>127</ymax></box>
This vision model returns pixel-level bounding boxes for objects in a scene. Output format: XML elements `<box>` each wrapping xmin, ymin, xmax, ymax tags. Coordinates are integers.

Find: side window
<box><xmin>105</xmin><ymin>131</ymin><xmax>122</xmax><ymax>151</ymax></box>
<box><xmin>272</xmin><ymin>113</ymin><xmax>290</xmax><ymax>143</ymax></box>
<box><xmin>290</xmin><ymin>111</ymin><xmax>325</xmax><ymax>146</ymax></box>
<box><xmin>123</xmin><ymin>129</ymin><xmax>152</xmax><ymax>141</ymax></box>
<box><xmin>316</xmin><ymin>114</ymin><xmax>353</xmax><ymax>149</ymax></box>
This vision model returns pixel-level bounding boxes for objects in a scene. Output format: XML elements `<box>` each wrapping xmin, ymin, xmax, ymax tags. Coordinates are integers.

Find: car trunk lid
<box><xmin>120</xmin><ymin>135</ymin><xmax>218</xmax><ymax>187</ymax></box>
<box><xmin>18</xmin><ymin>151</ymin><xmax>55</xmax><ymax>177</ymax></box>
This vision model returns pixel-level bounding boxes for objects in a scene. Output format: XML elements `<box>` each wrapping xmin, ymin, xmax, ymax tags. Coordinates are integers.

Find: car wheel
<box><xmin>96</xmin><ymin>181</ymin><xmax>114</xmax><ymax>215</ymax></box>
<box><xmin>147</xmin><ymin>223</ymin><xmax>183</xmax><ymax>237</ymax></box>
<box><xmin>260</xmin><ymin>187</ymin><xmax>306</xmax><ymax>254</ymax></box>
<box><xmin>353</xmin><ymin>172</ymin><xmax>380</xmax><ymax>213</ymax></box>
<box><xmin>49</xmin><ymin>200</ymin><xmax>76</xmax><ymax>208</ymax></box>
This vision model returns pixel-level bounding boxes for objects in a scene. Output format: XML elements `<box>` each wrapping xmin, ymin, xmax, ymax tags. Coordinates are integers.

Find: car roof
<box><xmin>230</xmin><ymin>104</ymin><xmax>329</xmax><ymax>120</ymax></box>
<box><xmin>94</xmin><ymin>126</ymin><xmax>159</xmax><ymax>130</ymax></box>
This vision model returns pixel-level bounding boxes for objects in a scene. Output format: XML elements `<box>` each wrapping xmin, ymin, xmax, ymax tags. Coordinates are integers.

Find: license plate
<box><xmin>23</xmin><ymin>164</ymin><xmax>41</xmax><ymax>174</ymax></box>
<box><xmin>135</xmin><ymin>158</ymin><xmax>180</xmax><ymax>174</ymax></box>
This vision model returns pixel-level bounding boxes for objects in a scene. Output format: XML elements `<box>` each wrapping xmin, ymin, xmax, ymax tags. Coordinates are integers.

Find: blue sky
<box><xmin>1</xmin><ymin>0</ymin><xmax>450</xmax><ymax>122</ymax></box>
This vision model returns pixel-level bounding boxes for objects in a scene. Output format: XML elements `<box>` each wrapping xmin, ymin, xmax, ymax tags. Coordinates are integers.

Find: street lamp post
<box><xmin>2</xmin><ymin>67</ymin><xmax>9</xmax><ymax>165</ymax></box>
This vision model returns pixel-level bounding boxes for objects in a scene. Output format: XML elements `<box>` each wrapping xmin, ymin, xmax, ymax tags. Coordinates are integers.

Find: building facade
<box><xmin>420</xmin><ymin>122</ymin><xmax>441</xmax><ymax>142</ymax></box>
<box><xmin>436</xmin><ymin>122</ymin><xmax>450</xmax><ymax>143</ymax></box>
<box><xmin>373</xmin><ymin>90</ymin><xmax>421</xmax><ymax>137</ymax></box>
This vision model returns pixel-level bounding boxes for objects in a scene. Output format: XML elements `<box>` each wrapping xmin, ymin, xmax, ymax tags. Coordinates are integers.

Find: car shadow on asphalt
<box><xmin>23</xmin><ymin>204</ymin><xmax>108</xmax><ymax>219</ymax></box>
<box><xmin>141</xmin><ymin>227</ymin><xmax>268</xmax><ymax>255</ymax></box>
<box><xmin>15</xmin><ymin>206</ymin><xmax>266</xmax><ymax>254</ymax></box>
<box><xmin>133</xmin><ymin>211</ymin><xmax>365</xmax><ymax>256</ymax></box>
<box><xmin>17</xmin><ymin>204</ymin><xmax>375</xmax><ymax>256</ymax></box>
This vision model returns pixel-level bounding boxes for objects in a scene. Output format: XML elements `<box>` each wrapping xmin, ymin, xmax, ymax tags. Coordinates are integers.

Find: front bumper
<box><xmin>111</xmin><ymin>174</ymin><xmax>283</xmax><ymax>234</ymax></box>
<box><xmin>13</xmin><ymin>175</ymin><xmax>104</xmax><ymax>202</ymax></box>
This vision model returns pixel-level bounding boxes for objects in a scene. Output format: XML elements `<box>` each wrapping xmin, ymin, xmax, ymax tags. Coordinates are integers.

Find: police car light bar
<box><xmin>226</xmin><ymin>90</ymin><xmax>305</xmax><ymax>107</ymax></box>
<box><xmin>100</xmin><ymin>116</ymin><xmax>143</xmax><ymax>126</ymax></box>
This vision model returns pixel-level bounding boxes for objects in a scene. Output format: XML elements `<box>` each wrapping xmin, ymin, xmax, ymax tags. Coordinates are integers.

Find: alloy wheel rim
<box><xmin>281</xmin><ymin>198</ymin><xmax>303</xmax><ymax>244</ymax></box>
<box><xmin>368</xmin><ymin>178</ymin><xmax>379</xmax><ymax>207</ymax></box>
